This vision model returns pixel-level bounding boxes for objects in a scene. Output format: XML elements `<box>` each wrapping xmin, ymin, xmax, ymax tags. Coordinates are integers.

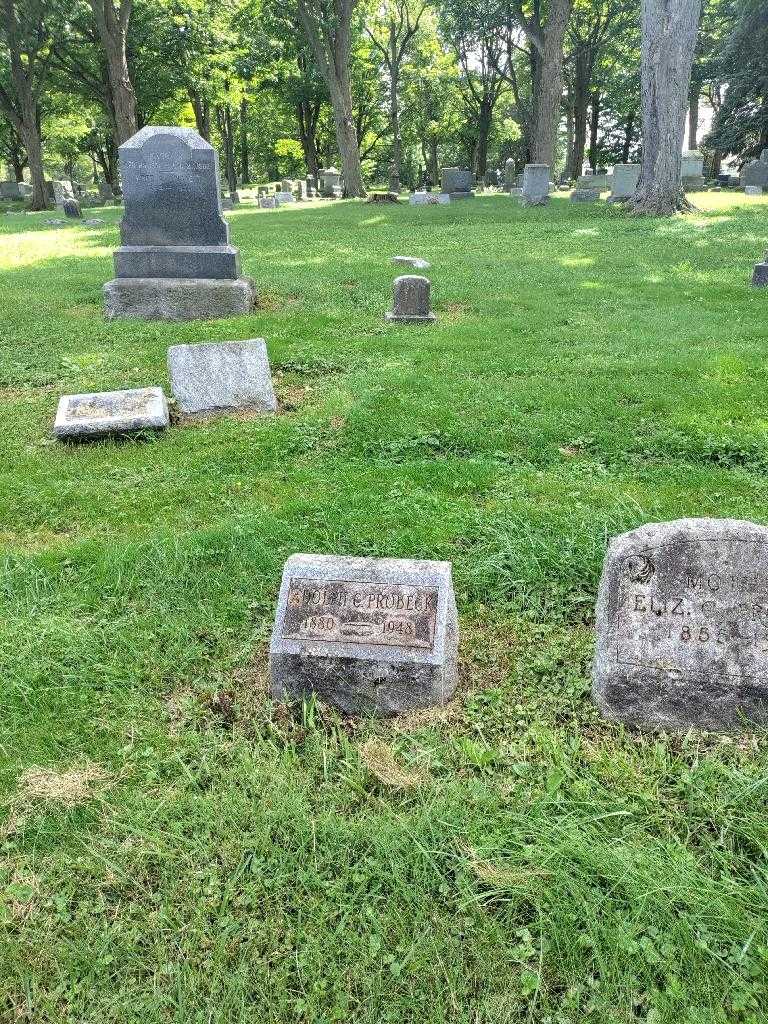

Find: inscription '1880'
<box><xmin>282</xmin><ymin>578</ymin><xmax>438</xmax><ymax>650</ymax></box>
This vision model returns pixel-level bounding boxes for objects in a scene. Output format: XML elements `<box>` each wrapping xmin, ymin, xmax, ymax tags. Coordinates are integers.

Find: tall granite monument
<box><xmin>103</xmin><ymin>126</ymin><xmax>254</xmax><ymax>321</ymax></box>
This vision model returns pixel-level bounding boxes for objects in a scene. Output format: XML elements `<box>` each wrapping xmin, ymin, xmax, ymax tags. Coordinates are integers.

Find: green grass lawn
<box><xmin>2</xmin><ymin>191</ymin><xmax>768</xmax><ymax>1023</ymax></box>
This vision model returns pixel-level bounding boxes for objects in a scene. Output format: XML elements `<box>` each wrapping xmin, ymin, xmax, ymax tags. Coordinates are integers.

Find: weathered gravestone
<box><xmin>319</xmin><ymin>167</ymin><xmax>342</xmax><ymax>197</ymax></box>
<box><xmin>440</xmin><ymin>167</ymin><xmax>473</xmax><ymax>198</ymax></box>
<box><xmin>608</xmin><ymin>163</ymin><xmax>641</xmax><ymax>202</ymax></box>
<box><xmin>594</xmin><ymin>518</ymin><xmax>768</xmax><ymax>731</ymax></box>
<box><xmin>520</xmin><ymin>164</ymin><xmax>550</xmax><ymax>205</ymax></box>
<box><xmin>62</xmin><ymin>198</ymin><xmax>82</xmax><ymax>219</ymax></box>
<box><xmin>103</xmin><ymin>126</ymin><xmax>254</xmax><ymax>321</ymax></box>
<box><xmin>52</xmin><ymin>180</ymin><xmax>75</xmax><ymax>209</ymax></box>
<box><xmin>681</xmin><ymin>151</ymin><xmax>705</xmax><ymax>190</ymax></box>
<box><xmin>259</xmin><ymin>195</ymin><xmax>277</xmax><ymax>209</ymax></box>
<box><xmin>409</xmin><ymin>191</ymin><xmax>450</xmax><ymax>205</ymax></box>
<box><xmin>570</xmin><ymin>188</ymin><xmax>599</xmax><ymax>203</ymax></box>
<box><xmin>744</xmin><ymin>185</ymin><xmax>763</xmax><ymax>196</ymax></box>
<box><xmin>54</xmin><ymin>386</ymin><xmax>169</xmax><ymax>440</ymax></box>
<box><xmin>167</xmin><ymin>339</ymin><xmax>277</xmax><ymax>418</ymax></box>
<box><xmin>0</xmin><ymin>180</ymin><xmax>22</xmax><ymax>200</ymax></box>
<box><xmin>98</xmin><ymin>181</ymin><xmax>115</xmax><ymax>202</ymax></box>
<box><xmin>275</xmin><ymin>191</ymin><xmax>296</xmax><ymax>204</ymax></box>
<box><xmin>386</xmin><ymin>275</ymin><xmax>435</xmax><ymax>323</ymax></box>
<box><xmin>269</xmin><ymin>554</ymin><xmax>459</xmax><ymax>716</ymax></box>
<box><xmin>752</xmin><ymin>251</ymin><xmax>768</xmax><ymax>287</ymax></box>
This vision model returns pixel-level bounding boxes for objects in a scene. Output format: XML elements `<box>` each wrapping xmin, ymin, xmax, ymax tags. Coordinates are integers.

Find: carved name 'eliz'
<box><xmin>281</xmin><ymin>578</ymin><xmax>438</xmax><ymax>650</ymax></box>
<box><xmin>616</xmin><ymin>538</ymin><xmax>768</xmax><ymax>680</ymax></box>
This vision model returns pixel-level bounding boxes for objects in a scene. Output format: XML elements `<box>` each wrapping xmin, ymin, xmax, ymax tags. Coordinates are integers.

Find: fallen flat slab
<box><xmin>54</xmin><ymin>386</ymin><xmax>169</xmax><ymax>439</ymax></box>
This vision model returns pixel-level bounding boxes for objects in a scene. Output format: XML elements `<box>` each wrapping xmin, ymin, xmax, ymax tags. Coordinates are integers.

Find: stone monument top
<box><xmin>119</xmin><ymin>126</ymin><xmax>228</xmax><ymax>247</ymax></box>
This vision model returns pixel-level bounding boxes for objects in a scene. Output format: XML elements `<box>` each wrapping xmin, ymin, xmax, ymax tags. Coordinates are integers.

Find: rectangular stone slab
<box><xmin>103</xmin><ymin>277</ymin><xmax>255</xmax><ymax>321</ymax></box>
<box><xmin>594</xmin><ymin>518</ymin><xmax>768</xmax><ymax>731</ymax></box>
<box><xmin>270</xmin><ymin>554</ymin><xmax>459</xmax><ymax>717</ymax></box>
<box><xmin>54</xmin><ymin>386</ymin><xmax>169</xmax><ymax>439</ymax></box>
<box><xmin>167</xmin><ymin>338</ymin><xmax>277</xmax><ymax>417</ymax></box>
<box><xmin>114</xmin><ymin>245</ymin><xmax>240</xmax><ymax>280</ymax></box>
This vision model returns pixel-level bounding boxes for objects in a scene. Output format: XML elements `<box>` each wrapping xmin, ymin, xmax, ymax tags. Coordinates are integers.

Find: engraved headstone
<box><xmin>0</xmin><ymin>180</ymin><xmax>22</xmax><ymax>200</ymax></box>
<box><xmin>54</xmin><ymin>386</ymin><xmax>169</xmax><ymax>439</ymax></box>
<box><xmin>269</xmin><ymin>554</ymin><xmax>459</xmax><ymax>716</ymax></box>
<box><xmin>521</xmin><ymin>164</ymin><xmax>550</xmax><ymax>205</ymax></box>
<box><xmin>594</xmin><ymin>518</ymin><xmax>768</xmax><ymax>731</ymax></box>
<box><xmin>570</xmin><ymin>188</ymin><xmax>599</xmax><ymax>203</ymax></box>
<box><xmin>259</xmin><ymin>195</ymin><xmax>277</xmax><ymax>209</ymax></box>
<box><xmin>103</xmin><ymin>126</ymin><xmax>254</xmax><ymax>320</ymax></box>
<box><xmin>167</xmin><ymin>339</ymin><xmax>277</xmax><ymax>418</ymax></box>
<box><xmin>386</xmin><ymin>275</ymin><xmax>435</xmax><ymax>323</ymax></box>
<box><xmin>275</xmin><ymin>191</ymin><xmax>296</xmax><ymax>204</ymax></box>
<box><xmin>319</xmin><ymin>167</ymin><xmax>341</xmax><ymax>197</ymax></box>
<box><xmin>744</xmin><ymin>185</ymin><xmax>763</xmax><ymax>196</ymax></box>
<box><xmin>409</xmin><ymin>191</ymin><xmax>450</xmax><ymax>205</ymax></box>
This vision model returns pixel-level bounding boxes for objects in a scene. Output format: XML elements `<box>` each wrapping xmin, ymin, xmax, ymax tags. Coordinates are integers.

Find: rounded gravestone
<box><xmin>386</xmin><ymin>275</ymin><xmax>435</xmax><ymax>323</ymax></box>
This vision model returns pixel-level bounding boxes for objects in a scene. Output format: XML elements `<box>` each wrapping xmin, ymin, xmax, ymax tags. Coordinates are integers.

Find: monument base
<box><xmin>519</xmin><ymin>195</ymin><xmax>550</xmax><ymax>206</ymax></box>
<box><xmin>103</xmin><ymin>277</ymin><xmax>255</xmax><ymax>321</ymax></box>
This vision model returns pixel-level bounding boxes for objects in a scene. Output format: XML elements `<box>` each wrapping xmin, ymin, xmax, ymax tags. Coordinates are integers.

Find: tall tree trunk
<box><xmin>711</xmin><ymin>149</ymin><xmax>722</xmax><ymax>177</ymax></box>
<box><xmin>565</xmin><ymin>87</ymin><xmax>574</xmax><ymax>178</ymax></box>
<box><xmin>240</xmin><ymin>98</ymin><xmax>249</xmax><ymax>183</ymax></box>
<box><xmin>428</xmin><ymin>136</ymin><xmax>438</xmax><ymax>185</ymax></box>
<box><xmin>20</xmin><ymin>116</ymin><xmax>46</xmax><ymax>209</ymax></box>
<box><xmin>528</xmin><ymin>0</ymin><xmax>573</xmax><ymax>166</ymax></box>
<box><xmin>621</xmin><ymin>110</ymin><xmax>636</xmax><ymax>163</ymax></box>
<box><xmin>9</xmin><ymin>130</ymin><xmax>25</xmax><ymax>181</ymax></box>
<box><xmin>189</xmin><ymin>89</ymin><xmax>211</xmax><ymax>141</ymax></box>
<box><xmin>216</xmin><ymin>104</ymin><xmax>237</xmax><ymax>194</ymax></box>
<box><xmin>296</xmin><ymin>100</ymin><xmax>321</xmax><ymax>180</ymax></box>
<box><xmin>631</xmin><ymin>0</ymin><xmax>702</xmax><ymax>216</ymax></box>
<box><xmin>90</xmin><ymin>0</ymin><xmax>138</xmax><ymax>145</ymax></box>
<box><xmin>296</xmin><ymin>0</ymin><xmax>366</xmax><ymax>197</ymax></box>
<box><xmin>570</xmin><ymin>48</ymin><xmax>590</xmax><ymax>178</ymax></box>
<box><xmin>588</xmin><ymin>89</ymin><xmax>601</xmax><ymax>168</ymax></box>
<box><xmin>475</xmin><ymin>98</ymin><xmax>492</xmax><ymax>176</ymax></box>
<box><xmin>688</xmin><ymin>83</ymin><xmax>699</xmax><ymax>149</ymax></box>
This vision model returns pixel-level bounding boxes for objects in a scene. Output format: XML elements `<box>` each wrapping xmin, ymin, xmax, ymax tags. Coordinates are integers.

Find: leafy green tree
<box><xmin>707</xmin><ymin>0</ymin><xmax>767</xmax><ymax>161</ymax></box>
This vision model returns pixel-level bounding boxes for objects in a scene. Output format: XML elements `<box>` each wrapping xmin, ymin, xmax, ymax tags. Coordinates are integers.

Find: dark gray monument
<box><xmin>269</xmin><ymin>554</ymin><xmax>459</xmax><ymax>716</ymax></box>
<box><xmin>103</xmin><ymin>126</ymin><xmax>254</xmax><ymax>321</ymax></box>
<box><xmin>521</xmin><ymin>164</ymin><xmax>550</xmax><ymax>206</ymax></box>
<box><xmin>594</xmin><ymin>518</ymin><xmax>768</xmax><ymax>731</ymax></box>
<box><xmin>386</xmin><ymin>275</ymin><xmax>435</xmax><ymax>323</ymax></box>
<box><xmin>62</xmin><ymin>198</ymin><xmax>82</xmax><ymax>219</ymax></box>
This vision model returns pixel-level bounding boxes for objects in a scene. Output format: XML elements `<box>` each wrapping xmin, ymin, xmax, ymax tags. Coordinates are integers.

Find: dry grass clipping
<box><xmin>358</xmin><ymin>739</ymin><xmax>425</xmax><ymax>789</ymax></box>
<box><xmin>19</xmin><ymin>764</ymin><xmax>107</xmax><ymax>806</ymax></box>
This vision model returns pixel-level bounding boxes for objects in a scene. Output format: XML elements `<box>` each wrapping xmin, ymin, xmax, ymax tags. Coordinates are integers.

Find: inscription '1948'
<box><xmin>282</xmin><ymin>578</ymin><xmax>438</xmax><ymax>650</ymax></box>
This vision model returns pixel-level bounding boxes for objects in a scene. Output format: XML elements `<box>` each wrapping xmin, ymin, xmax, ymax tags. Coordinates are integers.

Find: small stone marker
<box><xmin>521</xmin><ymin>164</ymin><xmax>550</xmax><ymax>206</ymax></box>
<box><xmin>744</xmin><ymin>185</ymin><xmax>763</xmax><ymax>196</ymax></box>
<box><xmin>103</xmin><ymin>126</ymin><xmax>254</xmax><ymax>321</ymax></box>
<box><xmin>594</xmin><ymin>518</ymin><xmax>768</xmax><ymax>731</ymax></box>
<box><xmin>259</xmin><ymin>195</ymin><xmax>277</xmax><ymax>209</ymax></box>
<box><xmin>409</xmin><ymin>191</ymin><xmax>450</xmax><ymax>205</ymax></box>
<box><xmin>752</xmin><ymin>251</ymin><xmax>768</xmax><ymax>287</ymax></box>
<box><xmin>386</xmin><ymin>275</ymin><xmax>435</xmax><ymax>323</ymax></box>
<box><xmin>167</xmin><ymin>338</ymin><xmax>277</xmax><ymax>418</ymax></box>
<box><xmin>45</xmin><ymin>218</ymin><xmax>65</xmax><ymax>225</ymax></box>
<box><xmin>392</xmin><ymin>255</ymin><xmax>430</xmax><ymax>270</ymax></box>
<box><xmin>275</xmin><ymin>191</ymin><xmax>296</xmax><ymax>204</ymax></box>
<box><xmin>84</xmin><ymin>218</ymin><xmax>105</xmax><ymax>225</ymax></box>
<box><xmin>570</xmin><ymin>188</ymin><xmax>599</xmax><ymax>203</ymax></box>
<box><xmin>54</xmin><ymin>386</ymin><xmax>169</xmax><ymax>440</ymax></box>
<box><xmin>269</xmin><ymin>554</ymin><xmax>459</xmax><ymax>716</ymax></box>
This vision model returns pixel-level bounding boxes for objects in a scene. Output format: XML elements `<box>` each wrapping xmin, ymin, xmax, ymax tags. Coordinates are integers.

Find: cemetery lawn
<box><xmin>3</xmin><ymin>191</ymin><xmax>768</xmax><ymax>1024</ymax></box>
